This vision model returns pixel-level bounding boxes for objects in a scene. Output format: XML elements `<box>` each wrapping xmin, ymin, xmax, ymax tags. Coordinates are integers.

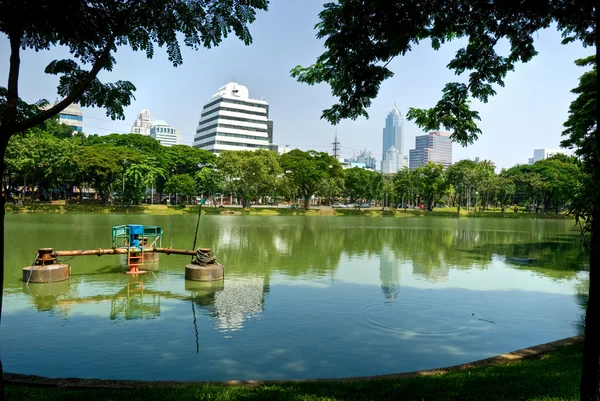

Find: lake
<box><xmin>1</xmin><ymin>214</ymin><xmax>589</xmax><ymax>381</ymax></box>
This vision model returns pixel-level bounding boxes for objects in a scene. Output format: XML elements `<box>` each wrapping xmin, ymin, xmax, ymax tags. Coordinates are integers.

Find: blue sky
<box><xmin>0</xmin><ymin>0</ymin><xmax>593</xmax><ymax>170</ymax></box>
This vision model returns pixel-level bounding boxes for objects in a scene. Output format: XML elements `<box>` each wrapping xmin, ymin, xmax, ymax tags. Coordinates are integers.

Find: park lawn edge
<box><xmin>4</xmin><ymin>203</ymin><xmax>573</xmax><ymax>219</ymax></box>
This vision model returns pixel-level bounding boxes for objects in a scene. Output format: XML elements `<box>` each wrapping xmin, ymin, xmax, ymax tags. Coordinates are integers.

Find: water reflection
<box><xmin>379</xmin><ymin>247</ymin><xmax>400</xmax><ymax>303</ymax></box>
<box><xmin>3</xmin><ymin>215</ymin><xmax>591</xmax><ymax>381</ymax></box>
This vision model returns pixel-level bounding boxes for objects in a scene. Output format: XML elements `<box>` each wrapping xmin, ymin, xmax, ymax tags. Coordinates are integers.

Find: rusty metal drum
<box><xmin>23</xmin><ymin>264</ymin><xmax>70</xmax><ymax>283</ymax></box>
<box><xmin>184</xmin><ymin>264</ymin><xmax>224</xmax><ymax>281</ymax></box>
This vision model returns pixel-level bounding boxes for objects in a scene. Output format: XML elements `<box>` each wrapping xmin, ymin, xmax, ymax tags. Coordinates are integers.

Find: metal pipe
<box><xmin>50</xmin><ymin>247</ymin><xmax>212</xmax><ymax>258</ymax></box>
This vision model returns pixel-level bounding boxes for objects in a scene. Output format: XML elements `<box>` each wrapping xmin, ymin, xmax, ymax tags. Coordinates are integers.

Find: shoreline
<box><xmin>5</xmin><ymin>204</ymin><xmax>572</xmax><ymax>219</ymax></box>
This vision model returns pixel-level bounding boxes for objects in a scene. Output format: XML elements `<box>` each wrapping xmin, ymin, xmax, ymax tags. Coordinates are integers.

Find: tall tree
<box><xmin>292</xmin><ymin>3</ymin><xmax>597</xmax><ymax>398</ymax></box>
<box><xmin>446</xmin><ymin>160</ymin><xmax>477</xmax><ymax>213</ymax></box>
<box><xmin>217</xmin><ymin>150</ymin><xmax>281</xmax><ymax>207</ymax></box>
<box><xmin>280</xmin><ymin>149</ymin><xmax>343</xmax><ymax>210</ymax></box>
<box><xmin>0</xmin><ymin>1</ymin><xmax>268</xmax><ymax>393</ymax></box>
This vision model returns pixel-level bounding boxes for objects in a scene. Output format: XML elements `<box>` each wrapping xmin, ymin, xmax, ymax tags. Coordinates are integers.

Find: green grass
<box><xmin>6</xmin><ymin>342</ymin><xmax>583</xmax><ymax>401</ymax></box>
<box><xmin>5</xmin><ymin>203</ymin><xmax>571</xmax><ymax>219</ymax></box>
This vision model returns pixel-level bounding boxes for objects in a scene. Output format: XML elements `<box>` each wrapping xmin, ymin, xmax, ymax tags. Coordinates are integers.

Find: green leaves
<box><xmin>292</xmin><ymin>0</ymin><xmax>595</xmax><ymax>146</ymax></box>
<box><xmin>1</xmin><ymin>0</ymin><xmax>270</xmax><ymax>135</ymax></box>
<box><xmin>280</xmin><ymin>149</ymin><xmax>343</xmax><ymax>209</ymax></box>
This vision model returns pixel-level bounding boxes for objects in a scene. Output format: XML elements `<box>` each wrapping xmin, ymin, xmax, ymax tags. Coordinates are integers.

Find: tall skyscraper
<box><xmin>408</xmin><ymin>131</ymin><xmax>453</xmax><ymax>169</ymax></box>
<box><xmin>193</xmin><ymin>82</ymin><xmax>274</xmax><ymax>153</ymax></box>
<box><xmin>381</xmin><ymin>105</ymin><xmax>405</xmax><ymax>173</ymax></box>
<box><xmin>131</xmin><ymin>109</ymin><xmax>152</xmax><ymax>135</ymax></box>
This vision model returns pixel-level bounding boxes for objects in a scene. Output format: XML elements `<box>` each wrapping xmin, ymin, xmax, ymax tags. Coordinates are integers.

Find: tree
<box><xmin>317</xmin><ymin>176</ymin><xmax>345</xmax><ymax>206</ymax></box>
<box><xmin>165</xmin><ymin>145</ymin><xmax>216</xmax><ymax>176</ymax></box>
<box><xmin>494</xmin><ymin>175</ymin><xmax>517</xmax><ymax>214</ymax></box>
<box><xmin>280</xmin><ymin>149</ymin><xmax>343</xmax><ymax>210</ymax></box>
<box><xmin>393</xmin><ymin>167</ymin><xmax>420</xmax><ymax>208</ymax></box>
<box><xmin>446</xmin><ymin>160</ymin><xmax>477</xmax><ymax>213</ymax></box>
<box><xmin>292</xmin><ymin>2</ymin><xmax>597</xmax><ymax>398</ymax></box>
<box><xmin>75</xmin><ymin>145</ymin><xmax>134</xmax><ymax>203</ymax></box>
<box><xmin>0</xmin><ymin>1</ymin><xmax>268</xmax><ymax>392</ymax></box>
<box><xmin>217</xmin><ymin>150</ymin><xmax>281</xmax><ymax>207</ymax></box>
<box><xmin>415</xmin><ymin>162</ymin><xmax>447</xmax><ymax>211</ymax></box>
<box><xmin>124</xmin><ymin>156</ymin><xmax>165</xmax><ymax>204</ymax></box>
<box><xmin>164</xmin><ymin>174</ymin><xmax>196</xmax><ymax>204</ymax></box>
<box><xmin>343</xmin><ymin>167</ymin><xmax>382</xmax><ymax>206</ymax></box>
<box><xmin>196</xmin><ymin>167</ymin><xmax>223</xmax><ymax>203</ymax></box>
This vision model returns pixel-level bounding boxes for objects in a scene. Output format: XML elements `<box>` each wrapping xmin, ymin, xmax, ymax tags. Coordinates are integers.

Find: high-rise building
<box><xmin>409</xmin><ymin>131</ymin><xmax>452</xmax><ymax>169</ymax></box>
<box><xmin>528</xmin><ymin>148</ymin><xmax>564</xmax><ymax>164</ymax></box>
<box><xmin>381</xmin><ymin>106</ymin><xmax>405</xmax><ymax>173</ymax></box>
<box><xmin>43</xmin><ymin>101</ymin><xmax>84</xmax><ymax>132</ymax></box>
<box><xmin>381</xmin><ymin>146</ymin><xmax>402</xmax><ymax>174</ymax></box>
<box><xmin>193</xmin><ymin>82</ymin><xmax>274</xmax><ymax>153</ymax></box>
<box><xmin>131</xmin><ymin>109</ymin><xmax>152</xmax><ymax>135</ymax></box>
<box><xmin>149</xmin><ymin>120</ymin><xmax>181</xmax><ymax>147</ymax></box>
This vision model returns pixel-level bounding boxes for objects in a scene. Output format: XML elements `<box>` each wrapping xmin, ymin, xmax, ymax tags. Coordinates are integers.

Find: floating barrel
<box><xmin>185</xmin><ymin>263</ymin><xmax>224</xmax><ymax>281</ymax></box>
<box><xmin>23</xmin><ymin>264</ymin><xmax>70</xmax><ymax>283</ymax></box>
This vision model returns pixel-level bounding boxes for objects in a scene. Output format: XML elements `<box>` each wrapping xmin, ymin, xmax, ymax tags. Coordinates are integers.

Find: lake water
<box><xmin>1</xmin><ymin>214</ymin><xmax>589</xmax><ymax>381</ymax></box>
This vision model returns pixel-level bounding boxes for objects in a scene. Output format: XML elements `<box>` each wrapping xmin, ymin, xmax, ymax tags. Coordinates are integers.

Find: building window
<box><xmin>196</xmin><ymin>123</ymin><xmax>268</xmax><ymax>135</ymax></box>
<box><xmin>201</xmin><ymin>106</ymin><xmax>267</xmax><ymax>118</ymax></box>
<box><xmin>202</xmin><ymin>98</ymin><xmax>268</xmax><ymax>111</ymax></box>
<box><xmin>198</xmin><ymin>114</ymin><xmax>267</xmax><ymax>126</ymax></box>
<box><xmin>195</xmin><ymin>131</ymin><xmax>269</xmax><ymax>142</ymax></box>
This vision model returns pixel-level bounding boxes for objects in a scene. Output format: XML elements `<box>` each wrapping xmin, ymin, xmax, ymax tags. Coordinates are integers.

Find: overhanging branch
<box><xmin>13</xmin><ymin>36</ymin><xmax>116</xmax><ymax>133</ymax></box>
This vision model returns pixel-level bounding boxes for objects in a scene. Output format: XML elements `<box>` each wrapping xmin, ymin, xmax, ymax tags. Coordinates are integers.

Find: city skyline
<box><xmin>0</xmin><ymin>0</ymin><xmax>587</xmax><ymax>169</ymax></box>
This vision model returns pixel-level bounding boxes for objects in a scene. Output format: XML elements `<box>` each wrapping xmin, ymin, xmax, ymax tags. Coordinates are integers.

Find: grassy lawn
<box><xmin>6</xmin><ymin>342</ymin><xmax>583</xmax><ymax>401</ymax></box>
<box><xmin>5</xmin><ymin>203</ymin><xmax>571</xmax><ymax>219</ymax></box>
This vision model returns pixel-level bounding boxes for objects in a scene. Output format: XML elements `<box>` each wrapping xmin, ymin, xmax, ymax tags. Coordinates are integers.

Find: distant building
<box><xmin>278</xmin><ymin>145</ymin><xmax>292</xmax><ymax>155</ymax></box>
<box><xmin>193</xmin><ymin>82</ymin><xmax>275</xmax><ymax>153</ymax></box>
<box><xmin>353</xmin><ymin>149</ymin><xmax>377</xmax><ymax>170</ymax></box>
<box><xmin>381</xmin><ymin>106</ymin><xmax>405</xmax><ymax>173</ymax></box>
<box><xmin>528</xmin><ymin>148</ymin><xmax>564</xmax><ymax>164</ymax></box>
<box><xmin>149</xmin><ymin>120</ymin><xmax>181</xmax><ymax>147</ymax></box>
<box><xmin>381</xmin><ymin>146</ymin><xmax>402</xmax><ymax>174</ymax></box>
<box><xmin>131</xmin><ymin>109</ymin><xmax>152</xmax><ymax>135</ymax></box>
<box><xmin>409</xmin><ymin>131</ymin><xmax>452</xmax><ymax>169</ymax></box>
<box><xmin>43</xmin><ymin>101</ymin><xmax>84</xmax><ymax>132</ymax></box>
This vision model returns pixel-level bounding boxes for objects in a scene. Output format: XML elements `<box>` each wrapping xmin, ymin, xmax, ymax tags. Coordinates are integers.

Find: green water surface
<box><xmin>1</xmin><ymin>214</ymin><xmax>589</xmax><ymax>380</ymax></box>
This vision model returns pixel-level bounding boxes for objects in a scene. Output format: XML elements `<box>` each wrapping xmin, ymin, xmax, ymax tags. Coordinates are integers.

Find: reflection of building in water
<box><xmin>201</xmin><ymin>276</ymin><xmax>267</xmax><ymax>333</ymax></box>
<box><xmin>379</xmin><ymin>247</ymin><xmax>401</xmax><ymax>302</ymax></box>
<box><xmin>412</xmin><ymin>257</ymin><xmax>449</xmax><ymax>282</ymax></box>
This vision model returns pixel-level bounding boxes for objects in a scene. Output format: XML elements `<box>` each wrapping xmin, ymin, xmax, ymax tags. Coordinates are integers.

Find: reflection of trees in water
<box><xmin>201</xmin><ymin>220</ymin><xmax>586</xmax><ymax>283</ymax></box>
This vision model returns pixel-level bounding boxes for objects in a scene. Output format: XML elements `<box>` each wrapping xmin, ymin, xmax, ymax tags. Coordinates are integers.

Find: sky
<box><xmin>0</xmin><ymin>0</ymin><xmax>593</xmax><ymax>170</ymax></box>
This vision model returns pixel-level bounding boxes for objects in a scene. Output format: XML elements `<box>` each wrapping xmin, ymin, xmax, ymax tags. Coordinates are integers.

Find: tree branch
<box><xmin>13</xmin><ymin>35</ymin><xmax>116</xmax><ymax>134</ymax></box>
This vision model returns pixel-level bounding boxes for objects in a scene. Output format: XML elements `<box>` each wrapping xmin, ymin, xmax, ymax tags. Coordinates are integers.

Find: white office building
<box><xmin>150</xmin><ymin>120</ymin><xmax>181</xmax><ymax>147</ymax></box>
<box><xmin>193</xmin><ymin>82</ymin><xmax>273</xmax><ymax>153</ymax></box>
<box><xmin>131</xmin><ymin>109</ymin><xmax>152</xmax><ymax>135</ymax></box>
<box><xmin>43</xmin><ymin>100</ymin><xmax>84</xmax><ymax>132</ymax></box>
<box><xmin>381</xmin><ymin>146</ymin><xmax>402</xmax><ymax>174</ymax></box>
<box><xmin>528</xmin><ymin>148</ymin><xmax>564</xmax><ymax>164</ymax></box>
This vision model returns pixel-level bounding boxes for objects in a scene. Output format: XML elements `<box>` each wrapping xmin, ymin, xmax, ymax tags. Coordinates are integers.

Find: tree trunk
<box><xmin>303</xmin><ymin>193</ymin><xmax>310</xmax><ymax>210</ymax></box>
<box><xmin>0</xmin><ymin>144</ymin><xmax>7</xmax><ymax>401</ymax></box>
<box><xmin>579</xmin><ymin>124</ymin><xmax>600</xmax><ymax>401</ymax></box>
